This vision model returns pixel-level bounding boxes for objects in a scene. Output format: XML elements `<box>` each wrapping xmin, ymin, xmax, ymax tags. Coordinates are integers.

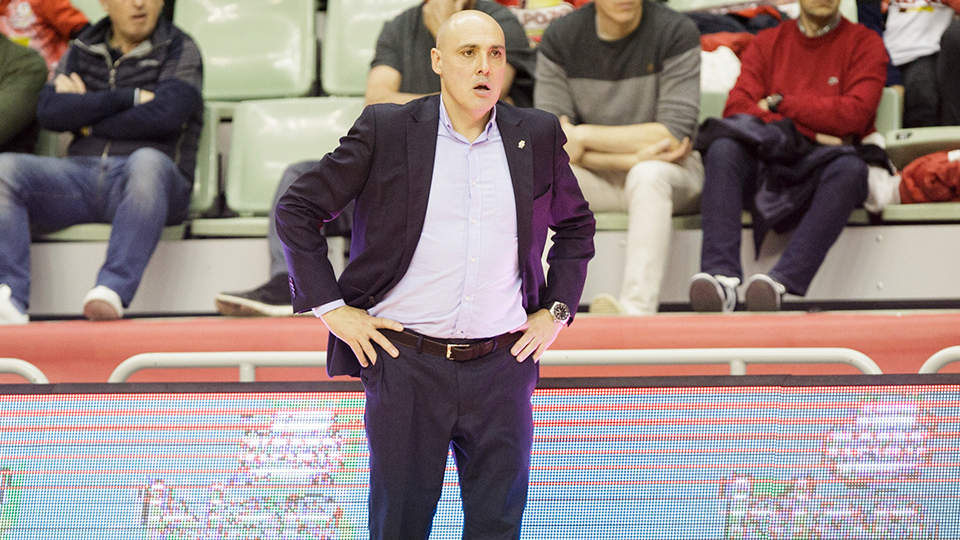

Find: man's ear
<box><xmin>430</xmin><ymin>48</ymin><xmax>442</xmax><ymax>77</ymax></box>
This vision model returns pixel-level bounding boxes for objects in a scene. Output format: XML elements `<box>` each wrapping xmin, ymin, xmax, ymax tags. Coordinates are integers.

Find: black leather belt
<box><xmin>380</xmin><ymin>329</ymin><xmax>522</xmax><ymax>361</ymax></box>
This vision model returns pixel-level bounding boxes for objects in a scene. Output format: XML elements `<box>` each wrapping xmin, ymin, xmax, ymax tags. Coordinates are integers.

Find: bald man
<box><xmin>276</xmin><ymin>10</ymin><xmax>594</xmax><ymax>539</ymax></box>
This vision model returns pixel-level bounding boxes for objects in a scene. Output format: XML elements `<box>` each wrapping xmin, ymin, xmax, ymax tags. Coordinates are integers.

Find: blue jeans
<box><xmin>0</xmin><ymin>149</ymin><xmax>191</xmax><ymax>309</ymax></box>
<box><xmin>699</xmin><ymin>137</ymin><xmax>868</xmax><ymax>296</ymax></box>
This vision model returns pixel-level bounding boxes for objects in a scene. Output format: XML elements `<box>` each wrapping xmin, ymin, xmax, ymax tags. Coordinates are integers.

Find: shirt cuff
<box><xmin>312</xmin><ymin>299</ymin><xmax>346</xmax><ymax>318</ymax></box>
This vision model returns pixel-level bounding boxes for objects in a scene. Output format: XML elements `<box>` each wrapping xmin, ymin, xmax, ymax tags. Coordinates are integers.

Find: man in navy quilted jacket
<box><xmin>0</xmin><ymin>0</ymin><xmax>203</xmax><ymax>324</ymax></box>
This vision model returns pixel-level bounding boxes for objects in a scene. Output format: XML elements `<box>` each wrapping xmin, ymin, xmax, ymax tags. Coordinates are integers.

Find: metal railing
<box><xmin>108</xmin><ymin>347</ymin><xmax>882</xmax><ymax>383</ymax></box>
<box><xmin>918</xmin><ymin>346</ymin><xmax>960</xmax><ymax>374</ymax></box>
<box><xmin>540</xmin><ymin>348</ymin><xmax>882</xmax><ymax>375</ymax></box>
<box><xmin>0</xmin><ymin>358</ymin><xmax>50</xmax><ymax>384</ymax></box>
<box><xmin>108</xmin><ymin>351</ymin><xmax>327</xmax><ymax>383</ymax></box>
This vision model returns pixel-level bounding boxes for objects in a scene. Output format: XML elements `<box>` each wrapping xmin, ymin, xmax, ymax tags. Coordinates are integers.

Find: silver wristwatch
<box><xmin>548</xmin><ymin>301</ymin><xmax>571</xmax><ymax>324</ymax></box>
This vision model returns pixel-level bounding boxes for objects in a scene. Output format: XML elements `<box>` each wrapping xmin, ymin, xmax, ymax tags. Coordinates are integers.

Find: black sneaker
<box><xmin>215</xmin><ymin>273</ymin><xmax>294</xmax><ymax>317</ymax></box>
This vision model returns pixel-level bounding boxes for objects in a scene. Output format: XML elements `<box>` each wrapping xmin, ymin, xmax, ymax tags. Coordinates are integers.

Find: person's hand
<box><xmin>638</xmin><ymin>136</ymin><xmax>692</xmax><ymax>164</ymax></box>
<box><xmin>139</xmin><ymin>89</ymin><xmax>155</xmax><ymax>104</ymax></box>
<box><xmin>814</xmin><ymin>133</ymin><xmax>852</xmax><ymax>146</ymax></box>
<box><xmin>560</xmin><ymin>115</ymin><xmax>585</xmax><ymax>165</ymax></box>
<box><xmin>757</xmin><ymin>97</ymin><xmax>770</xmax><ymax>112</ymax></box>
<box><xmin>509</xmin><ymin>309</ymin><xmax>564</xmax><ymax>363</ymax></box>
<box><xmin>54</xmin><ymin>73</ymin><xmax>86</xmax><ymax>94</ymax></box>
<box><xmin>423</xmin><ymin>0</ymin><xmax>469</xmax><ymax>37</ymax></box>
<box><xmin>320</xmin><ymin>305</ymin><xmax>403</xmax><ymax>367</ymax></box>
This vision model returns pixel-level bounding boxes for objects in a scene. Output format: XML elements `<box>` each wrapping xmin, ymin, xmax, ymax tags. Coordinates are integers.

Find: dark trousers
<box><xmin>900</xmin><ymin>19</ymin><xmax>960</xmax><ymax>128</ymax></box>
<box><xmin>361</xmin><ymin>341</ymin><xmax>539</xmax><ymax>540</ymax></box>
<box><xmin>699</xmin><ymin>137</ymin><xmax>868</xmax><ymax>296</ymax></box>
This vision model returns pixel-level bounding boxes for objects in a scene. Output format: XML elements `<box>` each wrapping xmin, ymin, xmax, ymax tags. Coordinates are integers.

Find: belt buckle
<box><xmin>446</xmin><ymin>343</ymin><xmax>471</xmax><ymax>360</ymax></box>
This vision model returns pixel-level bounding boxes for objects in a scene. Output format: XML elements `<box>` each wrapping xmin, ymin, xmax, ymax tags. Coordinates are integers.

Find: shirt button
<box><xmin>470</xmin><ymin>257</ymin><xmax>476</xmax><ymax>263</ymax></box>
<box><xmin>465</xmin><ymin>296</ymin><xmax>471</xmax><ymax>301</ymax></box>
<box><xmin>471</xmin><ymin>219</ymin><xmax>477</xmax><ymax>224</ymax></box>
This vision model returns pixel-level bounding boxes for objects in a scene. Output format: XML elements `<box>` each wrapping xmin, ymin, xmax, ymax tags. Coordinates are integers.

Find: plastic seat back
<box><xmin>321</xmin><ymin>0</ymin><xmax>420</xmax><ymax>96</ymax></box>
<box><xmin>225</xmin><ymin>97</ymin><xmax>367</xmax><ymax>215</ymax></box>
<box><xmin>70</xmin><ymin>0</ymin><xmax>106</xmax><ymax>23</ymax></box>
<box><xmin>174</xmin><ymin>0</ymin><xmax>316</xmax><ymax>101</ymax></box>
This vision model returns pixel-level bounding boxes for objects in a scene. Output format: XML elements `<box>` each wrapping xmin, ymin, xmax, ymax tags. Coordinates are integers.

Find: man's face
<box><xmin>431</xmin><ymin>12</ymin><xmax>506</xmax><ymax>118</ymax></box>
<box><xmin>593</xmin><ymin>0</ymin><xmax>643</xmax><ymax>28</ymax></box>
<box><xmin>101</xmin><ymin>0</ymin><xmax>164</xmax><ymax>49</ymax></box>
<box><xmin>798</xmin><ymin>0</ymin><xmax>841</xmax><ymax>22</ymax></box>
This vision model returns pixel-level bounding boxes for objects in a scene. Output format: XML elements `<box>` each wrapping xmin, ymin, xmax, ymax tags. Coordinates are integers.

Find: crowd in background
<box><xmin>1</xmin><ymin>0</ymin><xmax>959</xmax><ymax>325</ymax></box>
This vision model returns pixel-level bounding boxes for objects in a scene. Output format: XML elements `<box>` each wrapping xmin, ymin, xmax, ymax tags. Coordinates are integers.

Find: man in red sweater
<box><xmin>688</xmin><ymin>0</ymin><xmax>888</xmax><ymax>312</ymax></box>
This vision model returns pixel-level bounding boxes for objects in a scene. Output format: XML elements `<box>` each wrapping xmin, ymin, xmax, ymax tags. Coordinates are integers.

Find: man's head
<box><xmin>593</xmin><ymin>0</ymin><xmax>643</xmax><ymax>39</ymax></box>
<box><xmin>431</xmin><ymin>10</ymin><xmax>506</xmax><ymax>123</ymax></box>
<box><xmin>99</xmin><ymin>0</ymin><xmax>165</xmax><ymax>53</ymax></box>
<box><xmin>798</xmin><ymin>0</ymin><xmax>842</xmax><ymax>29</ymax></box>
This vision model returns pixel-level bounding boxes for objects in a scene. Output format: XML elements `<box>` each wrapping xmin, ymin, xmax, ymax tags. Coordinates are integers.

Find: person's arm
<box><xmin>511</xmin><ymin>114</ymin><xmax>595</xmax><ymax>362</ymax></box>
<box><xmin>89</xmin><ymin>79</ymin><xmax>202</xmax><ymax>139</ymax></box>
<box><xmin>723</xmin><ymin>37</ymin><xmax>773</xmax><ymax>120</ymax></box>
<box><xmin>36</xmin><ymin>78</ymin><xmax>136</xmax><ymax>132</ymax></box>
<box><xmin>38</xmin><ymin>0</ymin><xmax>90</xmax><ymax>38</ymax></box>
<box><xmin>364</xmin><ymin>65</ymin><xmax>433</xmax><ymax>105</ymax></box>
<box><xmin>0</xmin><ymin>39</ymin><xmax>48</xmax><ymax>148</ymax></box>
<box><xmin>654</xmin><ymin>15</ymin><xmax>701</xmax><ymax>143</ymax></box>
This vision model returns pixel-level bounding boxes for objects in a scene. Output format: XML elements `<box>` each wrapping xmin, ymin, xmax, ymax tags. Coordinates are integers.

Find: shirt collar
<box><xmin>438</xmin><ymin>95</ymin><xmax>498</xmax><ymax>143</ymax></box>
<box><xmin>797</xmin><ymin>14</ymin><xmax>842</xmax><ymax>38</ymax></box>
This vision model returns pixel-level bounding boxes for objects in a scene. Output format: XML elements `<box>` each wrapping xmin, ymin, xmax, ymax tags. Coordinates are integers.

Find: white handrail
<box><xmin>108</xmin><ymin>351</ymin><xmax>327</xmax><ymax>383</ymax></box>
<box><xmin>539</xmin><ymin>348</ymin><xmax>883</xmax><ymax>375</ymax></box>
<box><xmin>108</xmin><ymin>347</ymin><xmax>882</xmax><ymax>383</ymax></box>
<box><xmin>918</xmin><ymin>346</ymin><xmax>960</xmax><ymax>374</ymax></box>
<box><xmin>0</xmin><ymin>358</ymin><xmax>50</xmax><ymax>384</ymax></box>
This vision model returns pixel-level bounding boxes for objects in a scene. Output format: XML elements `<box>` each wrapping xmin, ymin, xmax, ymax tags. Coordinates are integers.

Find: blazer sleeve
<box><xmin>275</xmin><ymin>105</ymin><xmax>376</xmax><ymax>313</ymax></box>
<box><xmin>540</xmin><ymin>113</ymin><xmax>595</xmax><ymax>319</ymax></box>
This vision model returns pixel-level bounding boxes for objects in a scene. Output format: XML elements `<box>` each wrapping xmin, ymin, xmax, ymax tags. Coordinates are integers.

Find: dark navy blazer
<box><xmin>276</xmin><ymin>94</ymin><xmax>595</xmax><ymax>377</ymax></box>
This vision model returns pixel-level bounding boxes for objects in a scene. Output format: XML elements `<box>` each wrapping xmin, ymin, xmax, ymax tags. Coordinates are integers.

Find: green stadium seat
<box><xmin>173</xmin><ymin>0</ymin><xmax>316</xmax><ymax>101</ymax></box>
<box><xmin>884</xmin><ymin>125</ymin><xmax>960</xmax><ymax>170</ymax></box>
<box><xmin>321</xmin><ymin>0</ymin><xmax>419</xmax><ymax>96</ymax></box>
<box><xmin>190</xmin><ymin>96</ymin><xmax>366</xmax><ymax>236</ymax></box>
<box><xmin>70</xmin><ymin>0</ymin><xmax>106</xmax><ymax>23</ymax></box>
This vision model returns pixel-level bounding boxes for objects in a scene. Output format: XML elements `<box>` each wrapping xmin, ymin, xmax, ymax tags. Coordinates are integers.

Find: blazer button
<box><xmin>289</xmin><ymin>277</ymin><xmax>297</xmax><ymax>298</ymax></box>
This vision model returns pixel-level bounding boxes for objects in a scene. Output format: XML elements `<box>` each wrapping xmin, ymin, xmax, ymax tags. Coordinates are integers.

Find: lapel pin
<box><xmin>518</xmin><ymin>140</ymin><xmax>526</xmax><ymax>149</ymax></box>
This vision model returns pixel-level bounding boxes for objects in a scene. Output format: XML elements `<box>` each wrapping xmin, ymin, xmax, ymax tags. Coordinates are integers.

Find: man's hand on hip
<box><xmin>320</xmin><ymin>305</ymin><xmax>403</xmax><ymax>367</ymax></box>
<box><xmin>510</xmin><ymin>309</ymin><xmax>565</xmax><ymax>363</ymax></box>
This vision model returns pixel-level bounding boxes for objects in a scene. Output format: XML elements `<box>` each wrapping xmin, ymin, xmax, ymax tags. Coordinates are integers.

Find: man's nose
<box><xmin>477</xmin><ymin>55</ymin><xmax>490</xmax><ymax>75</ymax></box>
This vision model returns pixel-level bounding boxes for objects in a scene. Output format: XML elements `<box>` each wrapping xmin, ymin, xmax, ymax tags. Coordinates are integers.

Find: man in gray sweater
<box><xmin>535</xmin><ymin>0</ymin><xmax>702</xmax><ymax>316</ymax></box>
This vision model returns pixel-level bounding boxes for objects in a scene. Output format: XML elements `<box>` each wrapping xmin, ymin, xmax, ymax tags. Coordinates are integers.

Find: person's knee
<box><xmin>125</xmin><ymin>149</ymin><xmax>179</xmax><ymax>194</ymax></box>
<box><xmin>823</xmin><ymin>155</ymin><xmax>869</xmax><ymax>199</ymax></box>
<box><xmin>0</xmin><ymin>154</ymin><xmax>30</xmax><ymax>198</ymax></box>
<box><xmin>625</xmin><ymin>160</ymin><xmax>677</xmax><ymax>199</ymax></box>
<box><xmin>704</xmin><ymin>136</ymin><xmax>748</xmax><ymax>162</ymax></box>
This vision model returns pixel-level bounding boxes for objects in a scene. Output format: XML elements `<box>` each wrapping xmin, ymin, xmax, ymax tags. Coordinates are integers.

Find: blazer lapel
<box><xmin>406</xmin><ymin>96</ymin><xmax>441</xmax><ymax>258</ymax></box>
<box><xmin>497</xmin><ymin>103</ymin><xmax>534</xmax><ymax>268</ymax></box>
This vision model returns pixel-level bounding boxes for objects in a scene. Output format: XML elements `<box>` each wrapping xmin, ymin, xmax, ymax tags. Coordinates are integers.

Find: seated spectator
<box><xmin>0</xmin><ymin>0</ymin><xmax>88</xmax><ymax>74</ymax></box>
<box><xmin>534</xmin><ymin>0</ymin><xmax>703</xmax><ymax>316</ymax></box>
<box><xmin>884</xmin><ymin>0</ymin><xmax>960</xmax><ymax>127</ymax></box>
<box><xmin>215</xmin><ymin>0</ymin><xmax>534</xmax><ymax>317</ymax></box>
<box><xmin>0</xmin><ymin>0</ymin><xmax>203</xmax><ymax>324</ymax></box>
<box><xmin>689</xmin><ymin>0</ymin><xmax>887</xmax><ymax>312</ymax></box>
<box><xmin>0</xmin><ymin>33</ymin><xmax>46</xmax><ymax>154</ymax></box>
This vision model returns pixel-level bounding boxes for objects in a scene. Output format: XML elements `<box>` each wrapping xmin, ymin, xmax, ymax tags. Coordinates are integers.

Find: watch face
<box><xmin>552</xmin><ymin>302</ymin><xmax>570</xmax><ymax>322</ymax></box>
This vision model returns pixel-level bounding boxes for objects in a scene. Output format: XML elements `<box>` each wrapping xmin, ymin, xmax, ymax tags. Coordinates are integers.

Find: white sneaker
<box><xmin>82</xmin><ymin>285</ymin><xmax>123</xmax><ymax>321</ymax></box>
<box><xmin>744</xmin><ymin>274</ymin><xmax>787</xmax><ymax>312</ymax></box>
<box><xmin>0</xmin><ymin>284</ymin><xmax>28</xmax><ymax>325</ymax></box>
<box><xmin>588</xmin><ymin>293</ymin><xmax>627</xmax><ymax>315</ymax></box>
<box><xmin>689</xmin><ymin>273</ymin><xmax>740</xmax><ymax>313</ymax></box>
